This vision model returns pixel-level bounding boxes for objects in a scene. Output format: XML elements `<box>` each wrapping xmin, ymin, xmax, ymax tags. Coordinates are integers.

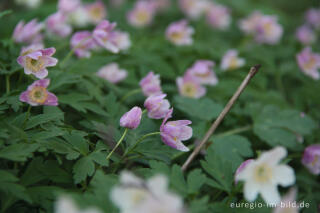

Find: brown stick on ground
<box><xmin>181</xmin><ymin>65</ymin><xmax>261</xmax><ymax>172</ymax></box>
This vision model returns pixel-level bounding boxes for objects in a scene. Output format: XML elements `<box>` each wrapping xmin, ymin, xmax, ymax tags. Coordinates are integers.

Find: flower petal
<box><xmin>273</xmin><ymin>165</ymin><xmax>295</xmax><ymax>187</ymax></box>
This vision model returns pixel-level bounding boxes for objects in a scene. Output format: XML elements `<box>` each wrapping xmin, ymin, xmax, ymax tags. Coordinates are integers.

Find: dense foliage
<box><xmin>0</xmin><ymin>0</ymin><xmax>319</xmax><ymax>212</ymax></box>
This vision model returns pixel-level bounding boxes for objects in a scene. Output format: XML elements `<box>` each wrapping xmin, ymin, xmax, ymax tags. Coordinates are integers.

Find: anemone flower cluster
<box><xmin>178</xmin><ymin>0</ymin><xmax>209</xmax><ymax>20</ymax></box>
<box><xmin>177</xmin><ymin>60</ymin><xmax>218</xmax><ymax>99</ymax></box>
<box><xmin>70</xmin><ymin>19</ymin><xmax>131</xmax><ymax>58</ymax></box>
<box><xmin>111</xmin><ymin>171</ymin><xmax>185</xmax><ymax>213</ymax></box>
<box><xmin>239</xmin><ymin>11</ymin><xmax>283</xmax><ymax>45</ymax></box>
<box><xmin>118</xmin><ymin>71</ymin><xmax>192</xmax><ymax>152</ymax></box>
<box><xmin>205</xmin><ymin>2</ymin><xmax>231</xmax><ymax>30</ymax></box>
<box><xmin>296</xmin><ymin>47</ymin><xmax>320</xmax><ymax>80</ymax></box>
<box><xmin>295</xmin><ymin>8</ymin><xmax>320</xmax><ymax>45</ymax></box>
<box><xmin>17</xmin><ymin>44</ymin><xmax>59</xmax><ymax>106</ymax></box>
<box><xmin>165</xmin><ymin>20</ymin><xmax>194</xmax><ymax>46</ymax></box>
<box><xmin>236</xmin><ymin>146</ymin><xmax>295</xmax><ymax>205</ymax></box>
<box><xmin>127</xmin><ymin>0</ymin><xmax>172</xmax><ymax>28</ymax></box>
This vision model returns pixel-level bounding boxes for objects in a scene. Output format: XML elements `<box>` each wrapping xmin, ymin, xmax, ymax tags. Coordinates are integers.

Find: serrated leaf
<box><xmin>187</xmin><ymin>169</ymin><xmax>207</xmax><ymax>194</ymax></box>
<box><xmin>73</xmin><ymin>156</ymin><xmax>95</xmax><ymax>184</ymax></box>
<box><xmin>0</xmin><ymin>143</ymin><xmax>38</xmax><ymax>162</ymax></box>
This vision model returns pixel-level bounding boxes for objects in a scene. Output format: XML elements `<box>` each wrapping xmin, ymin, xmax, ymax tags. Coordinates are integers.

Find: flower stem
<box><xmin>120</xmin><ymin>88</ymin><xmax>141</xmax><ymax>103</ymax></box>
<box><xmin>60</xmin><ymin>37</ymin><xmax>91</xmax><ymax>68</ymax></box>
<box><xmin>22</xmin><ymin>105</ymin><xmax>32</xmax><ymax>129</ymax></box>
<box><xmin>106</xmin><ymin>128</ymin><xmax>128</xmax><ymax>161</ymax></box>
<box><xmin>6</xmin><ymin>75</ymin><xmax>10</xmax><ymax>94</ymax></box>
<box><xmin>214</xmin><ymin>125</ymin><xmax>252</xmax><ymax>138</ymax></box>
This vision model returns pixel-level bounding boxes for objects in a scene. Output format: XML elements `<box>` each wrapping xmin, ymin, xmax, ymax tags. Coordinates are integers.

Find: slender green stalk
<box><xmin>120</xmin><ymin>88</ymin><xmax>141</xmax><ymax>103</ymax></box>
<box><xmin>22</xmin><ymin>105</ymin><xmax>32</xmax><ymax>129</ymax></box>
<box><xmin>106</xmin><ymin>128</ymin><xmax>128</xmax><ymax>161</ymax></box>
<box><xmin>6</xmin><ymin>75</ymin><xmax>10</xmax><ymax>94</ymax></box>
<box><xmin>124</xmin><ymin>132</ymin><xmax>160</xmax><ymax>156</ymax></box>
<box><xmin>60</xmin><ymin>37</ymin><xmax>91</xmax><ymax>68</ymax></box>
<box><xmin>213</xmin><ymin>125</ymin><xmax>252</xmax><ymax>139</ymax></box>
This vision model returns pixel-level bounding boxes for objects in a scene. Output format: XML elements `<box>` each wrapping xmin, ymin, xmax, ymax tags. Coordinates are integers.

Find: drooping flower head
<box><xmin>71</xmin><ymin>31</ymin><xmax>96</xmax><ymax>58</ymax></box>
<box><xmin>160</xmin><ymin>109</ymin><xmax>192</xmax><ymax>152</ymax></box>
<box><xmin>17</xmin><ymin>45</ymin><xmax>58</xmax><ymax>79</ymax></box>
<box><xmin>120</xmin><ymin>106</ymin><xmax>142</xmax><ymax>129</ymax></box>
<box><xmin>239</xmin><ymin>11</ymin><xmax>283</xmax><ymax>44</ymax></box>
<box><xmin>20</xmin><ymin>79</ymin><xmax>58</xmax><ymax>106</ymax></box>
<box><xmin>93</xmin><ymin>20</ymin><xmax>119</xmax><ymax>53</ymax></box>
<box><xmin>296</xmin><ymin>47</ymin><xmax>320</xmax><ymax>80</ymax></box>
<box><xmin>111</xmin><ymin>171</ymin><xmax>185</xmax><ymax>213</ymax></box>
<box><xmin>206</xmin><ymin>3</ymin><xmax>231</xmax><ymax>30</ymax></box>
<box><xmin>178</xmin><ymin>0</ymin><xmax>209</xmax><ymax>20</ymax></box>
<box><xmin>127</xmin><ymin>0</ymin><xmax>156</xmax><ymax>28</ymax></box>
<box><xmin>234</xmin><ymin>159</ymin><xmax>254</xmax><ymax>184</ymax></box>
<box><xmin>176</xmin><ymin>75</ymin><xmax>206</xmax><ymax>99</ymax></box>
<box><xmin>220</xmin><ymin>50</ymin><xmax>246</xmax><ymax>71</ymax></box>
<box><xmin>46</xmin><ymin>12</ymin><xmax>72</xmax><ymax>38</ymax></box>
<box><xmin>165</xmin><ymin>20</ymin><xmax>194</xmax><ymax>46</ymax></box>
<box><xmin>55</xmin><ymin>196</ymin><xmax>102</xmax><ymax>213</ymax></box>
<box><xmin>305</xmin><ymin>8</ymin><xmax>320</xmax><ymax>29</ymax></box>
<box><xmin>273</xmin><ymin>188</ymin><xmax>299</xmax><ymax>213</ymax></box>
<box><xmin>295</xmin><ymin>25</ymin><xmax>316</xmax><ymax>45</ymax></box>
<box><xmin>301</xmin><ymin>144</ymin><xmax>320</xmax><ymax>175</ymax></box>
<box><xmin>139</xmin><ymin>72</ymin><xmax>162</xmax><ymax>97</ymax></box>
<box><xmin>13</xmin><ymin>19</ymin><xmax>43</xmax><ymax>44</ymax></box>
<box><xmin>185</xmin><ymin>60</ymin><xmax>218</xmax><ymax>85</ymax></box>
<box><xmin>85</xmin><ymin>1</ymin><xmax>107</xmax><ymax>24</ymax></box>
<box><xmin>237</xmin><ymin>146</ymin><xmax>295</xmax><ymax>205</ymax></box>
<box><xmin>58</xmin><ymin>0</ymin><xmax>80</xmax><ymax>13</ymax></box>
<box><xmin>144</xmin><ymin>94</ymin><xmax>170</xmax><ymax>119</ymax></box>
<box><xmin>96</xmin><ymin>63</ymin><xmax>127</xmax><ymax>84</ymax></box>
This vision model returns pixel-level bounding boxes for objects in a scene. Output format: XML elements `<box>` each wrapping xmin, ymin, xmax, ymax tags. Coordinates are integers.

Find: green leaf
<box><xmin>0</xmin><ymin>143</ymin><xmax>39</xmax><ymax>162</ymax></box>
<box><xmin>174</xmin><ymin>96</ymin><xmax>223</xmax><ymax>121</ymax></box>
<box><xmin>170</xmin><ymin>165</ymin><xmax>187</xmax><ymax>196</ymax></box>
<box><xmin>211</xmin><ymin>135</ymin><xmax>253</xmax><ymax>171</ymax></box>
<box><xmin>187</xmin><ymin>169</ymin><xmax>207</xmax><ymax>194</ymax></box>
<box><xmin>62</xmin><ymin>131</ymin><xmax>89</xmax><ymax>156</ymax></box>
<box><xmin>73</xmin><ymin>156</ymin><xmax>95</xmax><ymax>184</ymax></box>
<box><xmin>0</xmin><ymin>10</ymin><xmax>12</xmax><ymax>18</ymax></box>
<box><xmin>25</xmin><ymin>112</ymin><xmax>64</xmax><ymax>130</ymax></box>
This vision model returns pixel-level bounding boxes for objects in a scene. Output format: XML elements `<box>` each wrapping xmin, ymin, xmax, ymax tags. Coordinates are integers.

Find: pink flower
<box><xmin>234</xmin><ymin>159</ymin><xmax>254</xmax><ymax>184</ymax></box>
<box><xmin>120</xmin><ymin>106</ymin><xmax>142</xmax><ymax>129</ymax></box>
<box><xmin>220</xmin><ymin>50</ymin><xmax>246</xmax><ymax>71</ymax></box>
<box><xmin>13</xmin><ymin>19</ymin><xmax>43</xmax><ymax>44</ymax></box>
<box><xmin>139</xmin><ymin>72</ymin><xmax>162</xmax><ymax>97</ymax></box>
<box><xmin>111</xmin><ymin>31</ymin><xmax>131</xmax><ymax>51</ymax></box>
<box><xmin>58</xmin><ymin>0</ymin><xmax>80</xmax><ymax>13</ymax></box>
<box><xmin>296</xmin><ymin>47</ymin><xmax>320</xmax><ymax>80</ymax></box>
<box><xmin>165</xmin><ymin>20</ymin><xmax>194</xmax><ymax>46</ymax></box>
<box><xmin>71</xmin><ymin>31</ymin><xmax>96</xmax><ymax>58</ymax></box>
<box><xmin>206</xmin><ymin>3</ymin><xmax>231</xmax><ymax>30</ymax></box>
<box><xmin>127</xmin><ymin>0</ymin><xmax>156</xmax><ymax>28</ymax></box>
<box><xmin>185</xmin><ymin>60</ymin><xmax>218</xmax><ymax>85</ymax></box>
<box><xmin>150</xmin><ymin>0</ymin><xmax>171</xmax><ymax>12</ymax></box>
<box><xmin>96</xmin><ymin>63</ymin><xmax>127</xmax><ymax>84</ymax></box>
<box><xmin>178</xmin><ymin>0</ymin><xmax>209</xmax><ymax>20</ymax></box>
<box><xmin>46</xmin><ymin>12</ymin><xmax>72</xmax><ymax>38</ymax></box>
<box><xmin>93</xmin><ymin>20</ymin><xmax>120</xmax><ymax>53</ymax></box>
<box><xmin>19</xmin><ymin>79</ymin><xmax>58</xmax><ymax>106</ymax></box>
<box><xmin>305</xmin><ymin>8</ymin><xmax>320</xmax><ymax>29</ymax></box>
<box><xmin>17</xmin><ymin>45</ymin><xmax>58</xmax><ymax>79</ymax></box>
<box><xmin>302</xmin><ymin>144</ymin><xmax>320</xmax><ymax>175</ymax></box>
<box><xmin>144</xmin><ymin>94</ymin><xmax>170</xmax><ymax>119</ymax></box>
<box><xmin>296</xmin><ymin>25</ymin><xmax>316</xmax><ymax>45</ymax></box>
<box><xmin>273</xmin><ymin>188</ymin><xmax>299</xmax><ymax>213</ymax></box>
<box><xmin>160</xmin><ymin>109</ymin><xmax>192</xmax><ymax>152</ymax></box>
<box><xmin>239</xmin><ymin>11</ymin><xmax>283</xmax><ymax>44</ymax></box>
<box><xmin>176</xmin><ymin>75</ymin><xmax>206</xmax><ymax>98</ymax></box>
<box><xmin>85</xmin><ymin>1</ymin><xmax>107</xmax><ymax>24</ymax></box>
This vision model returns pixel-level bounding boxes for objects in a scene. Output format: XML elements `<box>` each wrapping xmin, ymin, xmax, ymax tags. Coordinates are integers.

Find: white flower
<box><xmin>15</xmin><ymin>0</ymin><xmax>42</xmax><ymax>8</ymax></box>
<box><xmin>96</xmin><ymin>63</ymin><xmax>128</xmax><ymax>84</ymax></box>
<box><xmin>55</xmin><ymin>196</ymin><xmax>102</xmax><ymax>213</ymax></box>
<box><xmin>68</xmin><ymin>7</ymin><xmax>91</xmax><ymax>27</ymax></box>
<box><xmin>237</xmin><ymin>147</ymin><xmax>295</xmax><ymax>205</ymax></box>
<box><xmin>273</xmin><ymin>188</ymin><xmax>300</xmax><ymax>213</ymax></box>
<box><xmin>220</xmin><ymin>49</ymin><xmax>245</xmax><ymax>71</ymax></box>
<box><xmin>110</xmin><ymin>171</ymin><xmax>185</xmax><ymax>213</ymax></box>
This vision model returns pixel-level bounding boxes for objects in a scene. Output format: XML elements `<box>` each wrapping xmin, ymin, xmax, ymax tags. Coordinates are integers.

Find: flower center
<box><xmin>29</xmin><ymin>86</ymin><xmax>48</xmax><ymax>104</ymax></box>
<box><xmin>229</xmin><ymin>57</ymin><xmax>239</xmax><ymax>69</ymax></box>
<box><xmin>130</xmin><ymin>189</ymin><xmax>148</xmax><ymax>205</ymax></box>
<box><xmin>170</xmin><ymin>31</ymin><xmax>184</xmax><ymax>42</ymax></box>
<box><xmin>253</xmin><ymin>164</ymin><xmax>272</xmax><ymax>183</ymax></box>
<box><xmin>303</xmin><ymin>57</ymin><xmax>316</xmax><ymax>71</ymax></box>
<box><xmin>182</xmin><ymin>82</ymin><xmax>196</xmax><ymax>97</ymax></box>
<box><xmin>26</xmin><ymin>57</ymin><xmax>44</xmax><ymax>73</ymax></box>
<box><xmin>311</xmin><ymin>155</ymin><xmax>319</xmax><ymax>167</ymax></box>
<box><xmin>136</xmin><ymin>10</ymin><xmax>149</xmax><ymax>23</ymax></box>
<box><xmin>89</xmin><ymin>7</ymin><xmax>103</xmax><ymax>20</ymax></box>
